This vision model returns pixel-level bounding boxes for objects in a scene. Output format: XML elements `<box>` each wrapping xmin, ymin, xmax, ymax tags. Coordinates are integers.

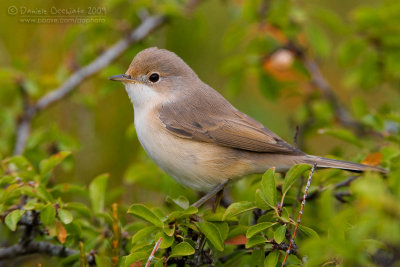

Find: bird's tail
<box><xmin>301</xmin><ymin>155</ymin><xmax>387</xmax><ymax>174</ymax></box>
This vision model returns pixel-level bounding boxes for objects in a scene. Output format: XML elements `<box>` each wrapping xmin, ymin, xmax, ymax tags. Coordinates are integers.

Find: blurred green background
<box><xmin>0</xmin><ymin>0</ymin><xmax>400</xmax><ymax>265</ymax></box>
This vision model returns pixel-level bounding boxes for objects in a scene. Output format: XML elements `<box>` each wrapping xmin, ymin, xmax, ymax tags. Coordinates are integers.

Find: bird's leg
<box><xmin>212</xmin><ymin>188</ymin><xmax>224</xmax><ymax>213</ymax></box>
<box><xmin>192</xmin><ymin>180</ymin><xmax>229</xmax><ymax>208</ymax></box>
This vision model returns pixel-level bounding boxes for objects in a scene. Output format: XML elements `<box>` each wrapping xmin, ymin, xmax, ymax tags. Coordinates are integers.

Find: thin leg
<box><xmin>192</xmin><ymin>180</ymin><xmax>229</xmax><ymax>208</ymax></box>
<box><xmin>212</xmin><ymin>188</ymin><xmax>224</xmax><ymax>213</ymax></box>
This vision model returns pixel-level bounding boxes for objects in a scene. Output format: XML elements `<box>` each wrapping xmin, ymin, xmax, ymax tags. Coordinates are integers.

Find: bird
<box><xmin>109</xmin><ymin>47</ymin><xmax>386</xmax><ymax>207</ymax></box>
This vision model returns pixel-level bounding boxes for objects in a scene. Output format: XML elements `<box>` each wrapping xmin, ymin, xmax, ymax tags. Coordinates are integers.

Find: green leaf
<box><xmin>3</xmin><ymin>156</ymin><xmax>33</xmax><ymax>172</ymax></box>
<box><xmin>280</xmin><ymin>208</ymin><xmax>290</xmax><ymax>223</ymax></box>
<box><xmin>60</xmin><ymin>254</ymin><xmax>80</xmax><ymax>266</ymax></box>
<box><xmin>166</xmin><ymin>195</ymin><xmax>189</xmax><ymax>209</ymax></box>
<box><xmin>64</xmin><ymin>221</ymin><xmax>82</xmax><ymax>238</ymax></box>
<box><xmin>338</xmin><ymin>39</ymin><xmax>366</xmax><ymax>66</ymax></box>
<box><xmin>305</xmin><ymin>23</ymin><xmax>331</xmax><ymax>58</ymax></box>
<box><xmin>252</xmin><ymin>248</ymin><xmax>265</xmax><ymax>267</ymax></box>
<box><xmin>127</xmin><ymin>204</ymin><xmax>163</xmax><ymax>227</ymax></box>
<box><xmin>298</xmin><ymin>225</ymin><xmax>319</xmax><ymax>239</ymax></box>
<box><xmin>197</xmin><ymin>221</ymin><xmax>224</xmax><ymax>251</ymax></box>
<box><xmin>259</xmin><ymin>71</ymin><xmax>280</xmax><ymax>100</ymax></box>
<box><xmin>204</xmin><ymin>211</ymin><xmax>230</xmax><ymax>222</ymax></box>
<box><xmin>163</xmin><ymin>224</ymin><xmax>175</xmax><ymax>237</ymax></box>
<box><xmin>89</xmin><ymin>174</ymin><xmax>109</xmax><ymax>213</ymax></box>
<box><xmin>64</xmin><ymin>202</ymin><xmax>92</xmax><ymax>218</ymax></box>
<box><xmin>246</xmin><ymin>222</ymin><xmax>275</xmax><ymax>238</ymax></box>
<box><xmin>58</xmin><ymin>208</ymin><xmax>73</xmax><ymax>224</ymax></box>
<box><xmin>52</xmin><ymin>184</ymin><xmax>89</xmax><ymax>197</ymax></box>
<box><xmin>168</xmin><ymin>241</ymin><xmax>195</xmax><ymax>259</ymax></box>
<box><xmin>223</xmin><ymin>201</ymin><xmax>256</xmax><ymax>220</ymax></box>
<box><xmin>319</xmin><ymin>128</ymin><xmax>363</xmax><ymax>147</ymax></box>
<box><xmin>0</xmin><ymin>176</ymin><xmax>14</xmax><ymax>187</ymax></box>
<box><xmin>214</xmin><ymin>222</ymin><xmax>229</xmax><ymax>242</ymax></box>
<box><xmin>261</xmin><ymin>168</ymin><xmax>277</xmax><ymax>209</ymax></box>
<box><xmin>120</xmin><ymin>252</ymin><xmax>148</xmax><ymax>267</ymax></box>
<box><xmin>5</xmin><ymin>209</ymin><xmax>24</xmax><ymax>231</ymax></box>
<box><xmin>155</xmin><ymin>231</ymin><xmax>174</xmax><ymax>249</ymax></box>
<box><xmin>39</xmin><ymin>151</ymin><xmax>71</xmax><ymax>177</ymax></box>
<box><xmin>166</xmin><ymin>206</ymin><xmax>198</xmax><ymax>223</ymax></box>
<box><xmin>246</xmin><ymin>235</ymin><xmax>267</xmax><ymax>248</ymax></box>
<box><xmin>264</xmin><ymin>250</ymin><xmax>279</xmax><ymax>267</ymax></box>
<box><xmin>311</xmin><ymin>6</ymin><xmax>348</xmax><ymax>34</ymax></box>
<box><xmin>40</xmin><ymin>204</ymin><xmax>56</xmax><ymax>226</ymax></box>
<box><xmin>131</xmin><ymin>226</ymin><xmax>158</xmax><ymax>244</ymax></box>
<box><xmin>274</xmin><ymin>225</ymin><xmax>287</xmax><ymax>244</ymax></box>
<box><xmin>282</xmin><ymin>164</ymin><xmax>311</xmax><ymax>196</ymax></box>
<box><xmin>155</xmin><ymin>259</ymin><xmax>164</xmax><ymax>267</ymax></box>
<box><xmin>24</xmin><ymin>200</ymin><xmax>42</xmax><ymax>211</ymax></box>
<box><xmin>37</xmin><ymin>185</ymin><xmax>54</xmax><ymax>202</ymax></box>
<box><xmin>254</xmin><ymin>189</ymin><xmax>270</xmax><ymax>210</ymax></box>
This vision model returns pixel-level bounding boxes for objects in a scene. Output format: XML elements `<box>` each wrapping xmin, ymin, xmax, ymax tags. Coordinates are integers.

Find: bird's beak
<box><xmin>109</xmin><ymin>74</ymin><xmax>132</xmax><ymax>82</ymax></box>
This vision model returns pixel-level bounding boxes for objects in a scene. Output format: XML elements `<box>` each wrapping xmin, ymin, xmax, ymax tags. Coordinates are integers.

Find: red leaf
<box><xmin>56</xmin><ymin>221</ymin><xmax>67</xmax><ymax>244</ymax></box>
<box><xmin>362</xmin><ymin>152</ymin><xmax>382</xmax><ymax>167</ymax></box>
<box><xmin>225</xmin><ymin>235</ymin><xmax>248</xmax><ymax>245</ymax></box>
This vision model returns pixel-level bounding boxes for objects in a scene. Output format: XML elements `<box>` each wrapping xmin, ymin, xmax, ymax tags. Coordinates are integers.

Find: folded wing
<box><xmin>158</xmin><ymin>87</ymin><xmax>303</xmax><ymax>155</ymax></box>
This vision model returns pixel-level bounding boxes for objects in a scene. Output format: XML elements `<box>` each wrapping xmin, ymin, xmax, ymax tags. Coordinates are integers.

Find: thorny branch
<box><xmin>282</xmin><ymin>163</ymin><xmax>316</xmax><ymax>266</ymax></box>
<box><xmin>13</xmin><ymin>14</ymin><xmax>165</xmax><ymax>156</ymax></box>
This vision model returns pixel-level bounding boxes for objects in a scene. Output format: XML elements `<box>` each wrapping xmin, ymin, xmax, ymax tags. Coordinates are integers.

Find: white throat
<box><xmin>124</xmin><ymin>82</ymin><xmax>164</xmax><ymax>110</ymax></box>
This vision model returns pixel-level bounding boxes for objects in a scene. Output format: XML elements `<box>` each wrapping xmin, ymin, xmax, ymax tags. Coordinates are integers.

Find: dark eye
<box><xmin>149</xmin><ymin>73</ymin><xmax>160</xmax><ymax>83</ymax></box>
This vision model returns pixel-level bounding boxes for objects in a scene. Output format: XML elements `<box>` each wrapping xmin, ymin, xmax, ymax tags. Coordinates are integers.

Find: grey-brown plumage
<box><xmin>158</xmin><ymin>85</ymin><xmax>303</xmax><ymax>155</ymax></box>
<box><xmin>110</xmin><ymin>47</ymin><xmax>387</xmax><ymax>192</ymax></box>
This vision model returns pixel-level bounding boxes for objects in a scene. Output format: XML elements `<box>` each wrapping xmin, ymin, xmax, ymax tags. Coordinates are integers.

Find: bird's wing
<box><xmin>158</xmin><ymin>89</ymin><xmax>303</xmax><ymax>155</ymax></box>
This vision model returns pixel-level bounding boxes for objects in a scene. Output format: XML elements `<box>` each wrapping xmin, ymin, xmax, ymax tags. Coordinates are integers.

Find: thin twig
<box><xmin>305</xmin><ymin>175</ymin><xmax>360</xmax><ymax>201</ymax></box>
<box><xmin>292</xmin><ymin>174</ymin><xmax>304</xmax><ymax>218</ymax></box>
<box><xmin>282</xmin><ymin>163</ymin><xmax>316</xmax><ymax>266</ymax></box>
<box><xmin>334</xmin><ymin>191</ymin><xmax>351</xmax><ymax>203</ymax></box>
<box><xmin>293</xmin><ymin>125</ymin><xmax>300</xmax><ymax>149</ymax></box>
<box><xmin>302</xmin><ymin>57</ymin><xmax>382</xmax><ymax>138</ymax></box>
<box><xmin>279</xmin><ymin>41</ymin><xmax>383</xmax><ymax>140</ymax></box>
<box><xmin>0</xmin><ymin>241</ymin><xmax>93</xmax><ymax>264</ymax></box>
<box><xmin>13</xmin><ymin>14</ymin><xmax>165</xmax><ymax>155</ymax></box>
<box><xmin>303</xmin><ymin>58</ymin><xmax>352</xmax><ymax>125</ymax></box>
<box><xmin>145</xmin><ymin>237</ymin><xmax>162</xmax><ymax>267</ymax></box>
<box><xmin>334</xmin><ymin>175</ymin><xmax>359</xmax><ymax>189</ymax></box>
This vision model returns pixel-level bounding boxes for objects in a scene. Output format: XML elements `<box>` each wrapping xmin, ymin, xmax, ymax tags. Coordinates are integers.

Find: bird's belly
<box><xmin>134</xmin><ymin>111</ymin><xmax>252</xmax><ymax>192</ymax></box>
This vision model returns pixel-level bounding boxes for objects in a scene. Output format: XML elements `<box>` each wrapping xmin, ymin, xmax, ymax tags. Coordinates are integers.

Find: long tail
<box><xmin>301</xmin><ymin>155</ymin><xmax>387</xmax><ymax>174</ymax></box>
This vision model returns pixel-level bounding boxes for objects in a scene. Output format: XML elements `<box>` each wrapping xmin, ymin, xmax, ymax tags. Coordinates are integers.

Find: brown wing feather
<box><xmin>158</xmin><ymin>83</ymin><xmax>304</xmax><ymax>155</ymax></box>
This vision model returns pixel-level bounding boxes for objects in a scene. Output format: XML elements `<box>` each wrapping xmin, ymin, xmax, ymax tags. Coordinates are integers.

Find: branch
<box><xmin>0</xmin><ymin>241</ymin><xmax>95</xmax><ymax>264</ymax></box>
<box><xmin>302</xmin><ymin>57</ymin><xmax>382</xmax><ymax>138</ymax></box>
<box><xmin>145</xmin><ymin>237</ymin><xmax>162</xmax><ymax>267</ymax></box>
<box><xmin>282</xmin><ymin>163</ymin><xmax>316</xmax><ymax>266</ymax></box>
<box><xmin>334</xmin><ymin>175</ymin><xmax>359</xmax><ymax>189</ymax></box>
<box><xmin>0</xmin><ymin>241</ymin><xmax>75</xmax><ymax>259</ymax></box>
<box><xmin>304</xmin><ymin>175</ymin><xmax>359</xmax><ymax>202</ymax></box>
<box><xmin>302</xmin><ymin>59</ymin><xmax>355</xmax><ymax>126</ymax></box>
<box><xmin>13</xmin><ymin>14</ymin><xmax>166</xmax><ymax>155</ymax></box>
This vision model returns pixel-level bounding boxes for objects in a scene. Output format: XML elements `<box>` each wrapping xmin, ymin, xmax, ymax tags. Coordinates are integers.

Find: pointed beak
<box><xmin>109</xmin><ymin>74</ymin><xmax>132</xmax><ymax>82</ymax></box>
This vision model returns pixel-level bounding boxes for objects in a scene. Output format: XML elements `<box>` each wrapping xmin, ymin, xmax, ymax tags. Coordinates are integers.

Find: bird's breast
<box><xmin>133</xmin><ymin>106</ymin><xmax>254</xmax><ymax>192</ymax></box>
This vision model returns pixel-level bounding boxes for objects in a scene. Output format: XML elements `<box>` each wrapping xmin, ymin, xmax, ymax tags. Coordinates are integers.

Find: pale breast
<box><xmin>134</xmin><ymin>106</ymin><xmax>254</xmax><ymax>192</ymax></box>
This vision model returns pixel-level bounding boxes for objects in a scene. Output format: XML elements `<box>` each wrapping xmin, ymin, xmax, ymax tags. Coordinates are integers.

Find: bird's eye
<box><xmin>148</xmin><ymin>73</ymin><xmax>160</xmax><ymax>83</ymax></box>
